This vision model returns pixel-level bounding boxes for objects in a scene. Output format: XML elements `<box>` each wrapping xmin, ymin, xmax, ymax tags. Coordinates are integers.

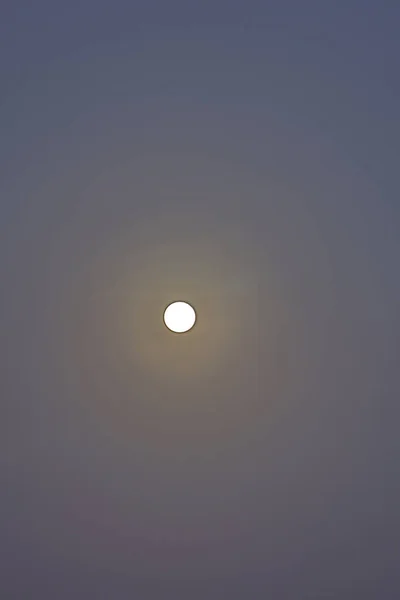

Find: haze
<box><xmin>1</xmin><ymin>2</ymin><xmax>400</xmax><ymax>598</ymax></box>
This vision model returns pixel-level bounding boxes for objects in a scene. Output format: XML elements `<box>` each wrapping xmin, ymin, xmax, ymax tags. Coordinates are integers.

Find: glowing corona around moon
<box><xmin>163</xmin><ymin>301</ymin><xmax>197</xmax><ymax>333</ymax></box>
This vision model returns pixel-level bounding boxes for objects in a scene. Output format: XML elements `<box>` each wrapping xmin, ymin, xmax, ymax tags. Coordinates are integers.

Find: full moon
<box><xmin>163</xmin><ymin>301</ymin><xmax>197</xmax><ymax>333</ymax></box>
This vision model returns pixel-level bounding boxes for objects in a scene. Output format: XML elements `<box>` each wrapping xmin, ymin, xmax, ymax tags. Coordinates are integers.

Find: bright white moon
<box><xmin>163</xmin><ymin>301</ymin><xmax>196</xmax><ymax>333</ymax></box>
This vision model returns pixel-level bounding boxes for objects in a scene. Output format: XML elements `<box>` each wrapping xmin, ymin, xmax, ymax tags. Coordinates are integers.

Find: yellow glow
<box><xmin>163</xmin><ymin>301</ymin><xmax>196</xmax><ymax>333</ymax></box>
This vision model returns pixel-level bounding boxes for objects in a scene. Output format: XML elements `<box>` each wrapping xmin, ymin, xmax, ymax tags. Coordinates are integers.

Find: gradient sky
<box><xmin>1</xmin><ymin>2</ymin><xmax>400</xmax><ymax>598</ymax></box>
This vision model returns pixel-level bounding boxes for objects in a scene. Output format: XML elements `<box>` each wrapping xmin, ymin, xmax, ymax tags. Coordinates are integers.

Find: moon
<box><xmin>163</xmin><ymin>301</ymin><xmax>197</xmax><ymax>333</ymax></box>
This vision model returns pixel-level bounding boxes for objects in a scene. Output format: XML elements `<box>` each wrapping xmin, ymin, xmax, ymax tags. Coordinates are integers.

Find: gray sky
<box><xmin>1</xmin><ymin>2</ymin><xmax>400</xmax><ymax>598</ymax></box>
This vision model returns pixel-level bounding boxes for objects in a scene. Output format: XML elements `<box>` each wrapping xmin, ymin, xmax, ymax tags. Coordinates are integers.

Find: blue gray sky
<box><xmin>1</xmin><ymin>2</ymin><xmax>400</xmax><ymax>598</ymax></box>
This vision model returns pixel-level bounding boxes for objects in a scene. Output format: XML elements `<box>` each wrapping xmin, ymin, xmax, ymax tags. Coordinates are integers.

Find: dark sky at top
<box><xmin>1</xmin><ymin>2</ymin><xmax>399</xmax><ymax>598</ymax></box>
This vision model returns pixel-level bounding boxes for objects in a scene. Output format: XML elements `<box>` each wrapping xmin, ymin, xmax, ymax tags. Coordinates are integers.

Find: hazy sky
<box><xmin>1</xmin><ymin>2</ymin><xmax>400</xmax><ymax>598</ymax></box>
